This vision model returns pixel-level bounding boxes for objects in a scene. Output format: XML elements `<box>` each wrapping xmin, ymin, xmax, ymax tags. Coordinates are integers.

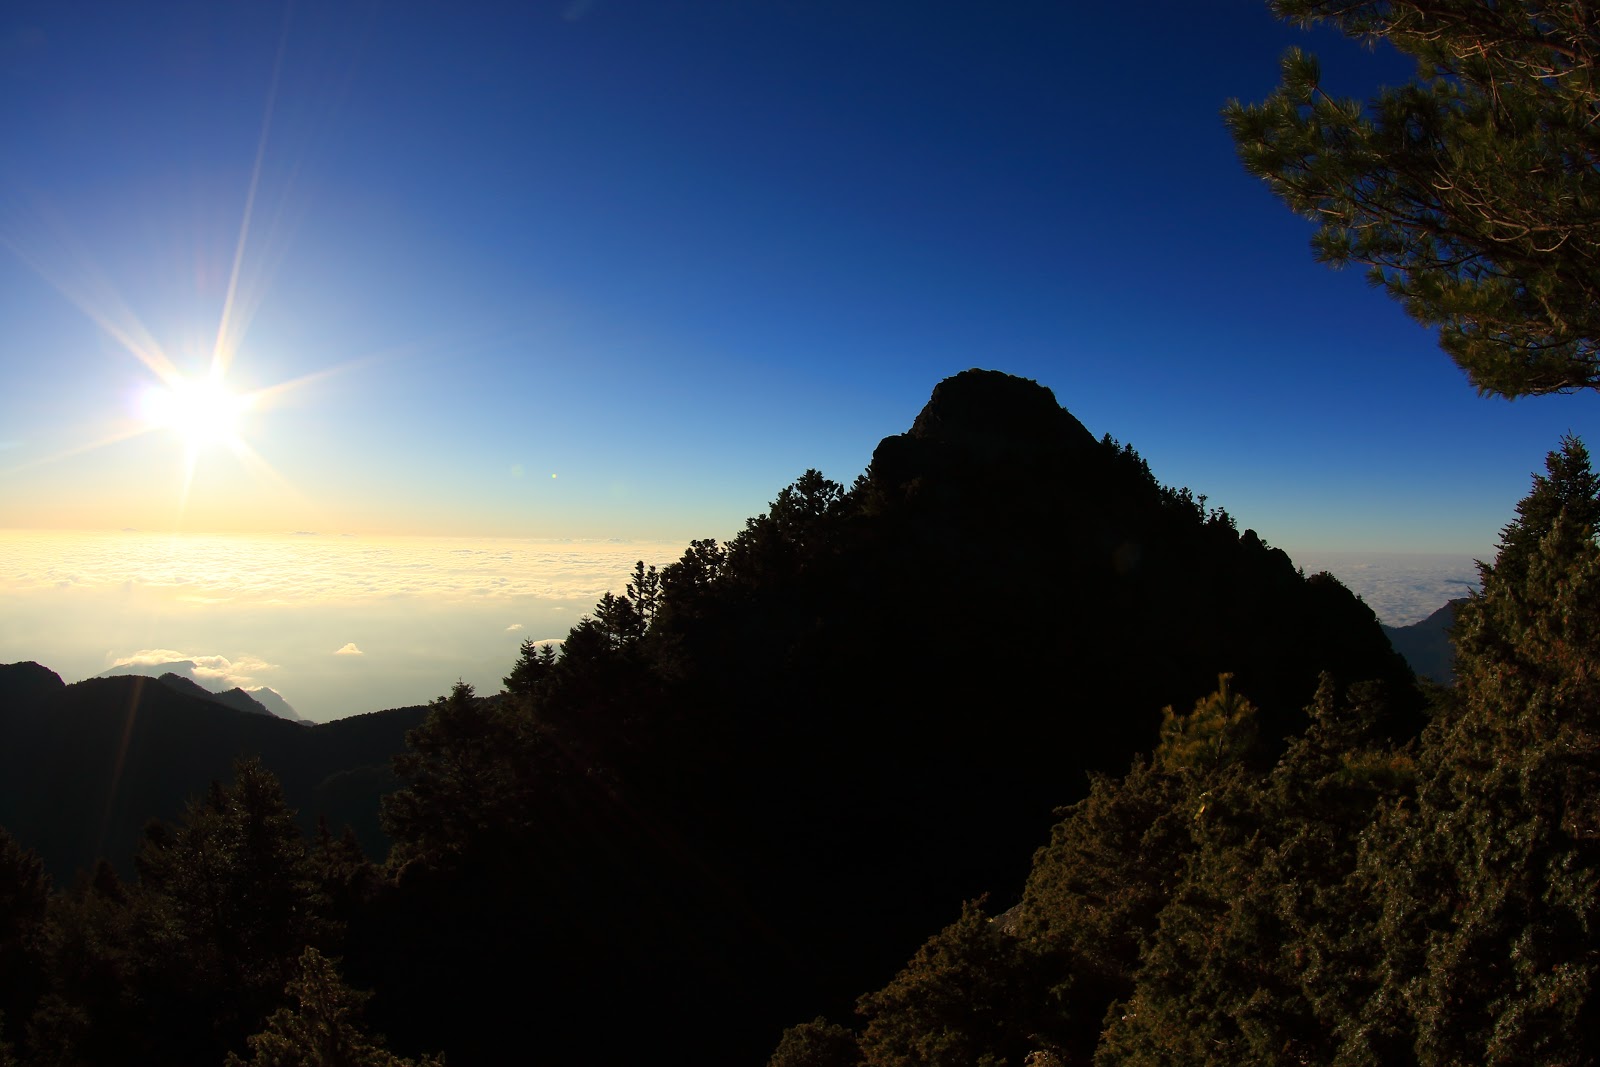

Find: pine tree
<box><xmin>1360</xmin><ymin>435</ymin><xmax>1600</xmax><ymax>1064</ymax></box>
<box><xmin>855</xmin><ymin>900</ymin><xmax>1048</xmax><ymax>1067</ymax></box>
<box><xmin>1092</xmin><ymin>682</ymin><xmax>1270</xmax><ymax>1066</ymax></box>
<box><xmin>1226</xmin><ymin>2</ymin><xmax>1600</xmax><ymax>397</ymax></box>
<box><xmin>0</xmin><ymin>828</ymin><xmax>49</xmax><ymax>1053</ymax></box>
<box><xmin>768</xmin><ymin>1016</ymin><xmax>863</xmax><ymax>1067</ymax></box>
<box><xmin>1094</xmin><ymin>678</ymin><xmax>1413</xmax><ymax>1066</ymax></box>
<box><xmin>502</xmin><ymin>638</ymin><xmax>557</xmax><ymax>698</ymax></box>
<box><xmin>1154</xmin><ymin>673</ymin><xmax>1261</xmax><ymax>774</ymax></box>
<box><xmin>27</xmin><ymin>861</ymin><xmax>138</xmax><ymax>1067</ymax></box>
<box><xmin>127</xmin><ymin>759</ymin><xmax>328</xmax><ymax>1064</ymax></box>
<box><xmin>381</xmin><ymin>682</ymin><xmax>530</xmax><ymax>873</ymax></box>
<box><xmin>226</xmin><ymin>947</ymin><xmax>442</xmax><ymax>1067</ymax></box>
<box><xmin>1011</xmin><ymin>760</ymin><xmax>1194</xmax><ymax>1064</ymax></box>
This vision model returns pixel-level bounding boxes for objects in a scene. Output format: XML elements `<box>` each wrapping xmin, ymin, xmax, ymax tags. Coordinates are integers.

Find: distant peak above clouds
<box><xmin>95</xmin><ymin>655</ymin><xmax>303</xmax><ymax>722</ymax></box>
<box><xmin>105</xmin><ymin>648</ymin><xmax>275</xmax><ymax>688</ymax></box>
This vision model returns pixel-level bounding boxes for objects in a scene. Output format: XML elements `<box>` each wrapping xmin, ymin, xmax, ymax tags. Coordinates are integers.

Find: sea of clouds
<box><xmin>0</xmin><ymin>531</ymin><xmax>683</xmax><ymax>721</ymax></box>
<box><xmin>1287</xmin><ymin>550</ymin><xmax>1482</xmax><ymax>627</ymax></box>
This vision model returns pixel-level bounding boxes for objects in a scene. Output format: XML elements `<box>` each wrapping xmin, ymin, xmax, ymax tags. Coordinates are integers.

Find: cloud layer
<box><xmin>1290</xmin><ymin>551</ymin><xmax>1481</xmax><ymax>627</ymax></box>
<box><xmin>2</xmin><ymin>531</ymin><xmax>683</xmax><ymax>606</ymax></box>
<box><xmin>0</xmin><ymin>532</ymin><xmax>690</xmax><ymax>721</ymax></box>
<box><xmin>106</xmin><ymin>648</ymin><xmax>277</xmax><ymax>689</ymax></box>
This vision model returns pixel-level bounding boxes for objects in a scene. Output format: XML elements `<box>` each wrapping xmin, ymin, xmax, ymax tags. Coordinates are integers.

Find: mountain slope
<box><xmin>361</xmin><ymin>369</ymin><xmax>1423</xmax><ymax>1064</ymax></box>
<box><xmin>96</xmin><ymin>660</ymin><xmax>305</xmax><ymax>721</ymax></box>
<box><xmin>0</xmin><ymin>673</ymin><xmax>427</xmax><ymax>880</ymax></box>
<box><xmin>1383</xmin><ymin>598</ymin><xmax>1464</xmax><ymax>683</ymax></box>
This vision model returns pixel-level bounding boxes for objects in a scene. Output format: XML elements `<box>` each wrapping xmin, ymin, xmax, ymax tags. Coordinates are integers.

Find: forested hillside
<box><xmin>771</xmin><ymin>433</ymin><xmax>1600</xmax><ymax>1066</ymax></box>
<box><xmin>0</xmin><ymin>669</ymin><xmax>427</xmax><ymax>878</ymax></box>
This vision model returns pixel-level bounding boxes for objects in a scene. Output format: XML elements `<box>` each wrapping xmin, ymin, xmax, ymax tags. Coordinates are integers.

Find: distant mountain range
<box><xmin>0</xmin><ymin>661</ymin><xmax>425</xmax><ymax>880</ymax></box>
<box><xmin>96</xmin><ymin>659</ymin><xmax>305</xmax><ymax>721</ymax></box>
<box><xmin>1382</xmin><ymin>598</ymin><xmax>1464</xmax><ymax>684</ymax></box>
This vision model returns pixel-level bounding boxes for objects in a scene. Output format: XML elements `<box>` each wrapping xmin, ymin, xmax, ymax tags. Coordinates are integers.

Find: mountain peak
<box><xmin>908</xmin><ymin>369</ymin><xmax>1094</xmax><ymax>451</ymax></box>
<box><xmin>870</xmin><ymin>369</ymin><xmax>1096</xmax><ymax>491</ymax></box>
<box><xmin>0</xmin><ymin>661</ymin><xmax>65</xmax><ymax>712</ymax></box>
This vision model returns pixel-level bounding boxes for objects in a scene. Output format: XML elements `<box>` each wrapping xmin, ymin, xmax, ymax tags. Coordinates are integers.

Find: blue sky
<box><xmin>3</xmin><ymin>0</ymin><xmax>1597</xmax><ymax>554</ymax></box>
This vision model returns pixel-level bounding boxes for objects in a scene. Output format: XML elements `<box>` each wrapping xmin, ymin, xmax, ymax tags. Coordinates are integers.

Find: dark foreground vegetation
<box><xmin>772</xmin><ymin>436</ymin><xmax>1600</xmax><ymax>1066</ymax></box>
<box><xmin>1</xmin><ymin>366</ymin><xmax>1434</xmax><ymax>1065</ymax></box>
<box><xmin>3</xmin><ymin>366</ymin><xmax>1595</xmax><ymax>1065</ymax></box>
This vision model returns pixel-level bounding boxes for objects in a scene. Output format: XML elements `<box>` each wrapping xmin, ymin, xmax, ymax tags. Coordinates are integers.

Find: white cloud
<box><xmin>105</xmin><ymin>648</ymin><xmax>276</xmax><ymax>689</ymax></box>
<box><xmin>110</xmin><ymin>648</ymin><xmax>192</xmax><ymax>668</ymax></box>
<box><xmin>1289</xmin><ymin>551</ymin><xmax>1481</xmax><ymax>626</ymax></box>
<box><xmin>3</xmin><ymin>533</ymin><xmax>686</xmax><ymax>721</ymax></box>
<box><xmin>506</xmin><ymin>623</ymin><xmax>523</xmax><ymax>632</ymax></box>
<box><xmin>334</xmin><ymin>643</ymin><xmax>364</xmax><ymax>656</ymax></box>
<box><xmin>0</xmin><ymin>532</ymin><xmax>683</xmax><ymax>607</ymax></box>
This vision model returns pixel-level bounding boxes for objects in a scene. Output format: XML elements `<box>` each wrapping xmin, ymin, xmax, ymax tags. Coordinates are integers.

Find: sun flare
<box><xmin>141</xmin><ymin>376</ymin><xmax>253</xmax><ymax>451</ymax></box>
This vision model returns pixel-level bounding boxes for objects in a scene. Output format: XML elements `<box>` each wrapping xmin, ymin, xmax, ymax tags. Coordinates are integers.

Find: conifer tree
<box><xmin>1011</xmin><ymin>760</ymin><xmax>1194</xmax><ymax>1063</ymax></box>
<box><xmin>226</xmin><ymin>947</ymin><xmax>442</xmax><ymax>1067</ymax></box>
<box><xmin>627</xmin><ymin>560</ymin><xmax>663</xmax><ymax>627</ymax></box>
<box><xmin>0</xmin><ymin>829</ymin><xmax>49</xmax><ymax>1052</ymax></box>
<box><xmin>127</xmin><ymin>759</ymin><xmax>327</xmax><ymax>1064</ymax></box>
<box><xmin>1227</xmin><ymin>2</ymin><xmax>1600</xmax><ymax>396</ymax></box>
<box><xmin>1358</xmin><ymin>435</ymin><xmax>1600</xmax><ymax>1064</ymax></box>
<box><xmin>381</xmin><ymin>683</ymin><xmax>530</xmax><ymax>873</ymax></box>
<box><xmin>855</xmin><ymin>900</ymin><xmax>1048</xmax><ymax>1067</ymax></box>
<box><xmin>502</xmin><ymin>638</ymin><xmax>557</xmax><ymax>698</ymax></box>
<box><xmin>768</xmin><ymin>1016</ymin><xmax>862</xmax><ymax>1067</ymax></box>
<box><xmin>1095</xmin><ymin>678</ymin><xmax>1412</xmax><ymax>1066</ymax></box>
<box><xmin>311</xmin><ymin>818</ymin><xmax>379</xmax><ymax>932</ymax></box>
<box><xmin>1154</xmin><ymin>673</ymin><xmax>1261</xmax><ymax>773</ymax></box>
<box><xmin>1092</xmin><ymin>682</ymin><xmax>1269</xmax><ymax>1065</ymax></box>
<box><xmin>27</xmin><ymin>861</ymin><xmax>138</xmax><ymax>1067</ymax></box>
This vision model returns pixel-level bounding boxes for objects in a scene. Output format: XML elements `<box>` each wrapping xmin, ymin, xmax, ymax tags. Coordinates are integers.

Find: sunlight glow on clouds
<box><xmin>108</xmin><ymin>648</ymin><xmax>277</xmax><ymax>689</ymax></box>
<box><xmin>0</xmin><ymin>530</ymin><xmax>683</xmax><ymax>721</ymax></box>
<box><xmin>1</xmin><ymin>531</ymin><xmax>680</xmax><ymax>605</ymax></box>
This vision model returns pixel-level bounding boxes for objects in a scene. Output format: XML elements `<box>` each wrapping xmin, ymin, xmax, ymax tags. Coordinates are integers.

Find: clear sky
<box><xmin>3</xmin><ymin>0</ymin><xmax>1598</xmax><ymax>555</ymax></box>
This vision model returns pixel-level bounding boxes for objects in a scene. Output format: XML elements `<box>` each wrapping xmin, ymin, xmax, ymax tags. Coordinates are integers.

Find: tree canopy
<box><xmin>1226</xmin><ymin>1</ymin><xmax>1600</xmax><ymax>397</ymax></box>
<box><xmin>226</xmin><ymin>948</ymin><xmax>441</xmax><ymax>1067</ymax></box>
<box><xmin>769</xmin><ymin>433</ymin><xmax>1600</xmax><ymax>1065</ymax></box>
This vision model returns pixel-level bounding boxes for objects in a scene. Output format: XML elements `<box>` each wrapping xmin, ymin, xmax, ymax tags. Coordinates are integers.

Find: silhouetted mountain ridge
<box><xmin>0</xmin><ymin>661</ymin><xmax>65</xmax><ymax>713</ymax></box>
<box><xmin>354</xmin><ymin>369</ymin><xmax>1422</xmax><ymax>1064</ymax></box>
<box><xmin>152</xmin><ymin>671</ymin><xmax>288</xmax><ymax>720</ymax></box>
<box><xmin>0</xmin><ymin>671</ymin><xmax>427</xmax><ymax>880</ymax></box>
<box><xmin>96</xmin><ymin>659</ymin><xmax>305</xmax><ymax>721</ymax></box>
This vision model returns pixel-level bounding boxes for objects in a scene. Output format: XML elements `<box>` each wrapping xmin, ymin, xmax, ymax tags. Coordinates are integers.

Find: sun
<box><xmin>140</xmin><ymin>375</ymin><xmax>254</xmax><ymax>452</ymax></box>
